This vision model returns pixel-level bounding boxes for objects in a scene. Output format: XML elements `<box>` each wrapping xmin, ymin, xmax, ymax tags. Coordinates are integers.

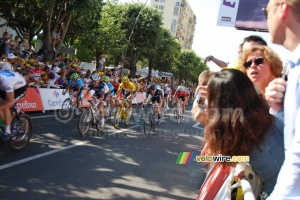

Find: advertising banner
<box><xmin>16</xmin><ymin>88</ymin><xmax>44</xmax><ymax>112</ymax></box>
<box><xmin>39</xmin><ymin>88</ymin><xmax>69</xmax><ymax>110</ymax></box>
<box><xmin>217</xmin><ymin>0</ymin><xmax>240</xmax><ymax>27</ymax></box>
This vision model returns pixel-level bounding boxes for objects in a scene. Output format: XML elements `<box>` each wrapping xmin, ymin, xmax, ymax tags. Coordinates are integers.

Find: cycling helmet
<box><xmin>178</xmin><ymin>86</ymin><xmax>184</xmax><ymax>91</ymax></box>
<box><xmin>71</xmin><ymin>73</ymin><xmax>79</xmax><ymax>79</ymax></box>
<box><xmin>102</xmin><ymin>76</ymin><xmax>110</xmax><ymax>82</ymax></box>
<box><xmin>122</xmin><ymin>76</ymin><xmax>129</xmax><ymax>83</ymax></box>
<box><xmin>156</xmin><ymin>85</ymin><xmax>161</xmax><ymax>90</ymax></box>
<box><xmin>149</xmin><ymin>83</ymin><xmax>157</xmax><ymax>90</ymax></box>
<box><xmin>91</xmin><ymin>73</ymin><xmax>101</xmax><ymax>81</ymax></box>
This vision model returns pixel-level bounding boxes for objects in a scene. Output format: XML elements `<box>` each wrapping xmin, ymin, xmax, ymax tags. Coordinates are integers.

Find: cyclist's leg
<box><xmin>98</xmin><ymin>101</ymin><xmax>105</xmax><ymax>126</ymax></box>
<box><xmin>182</xmin><ymin>97</ymin><xmax>187</xmax><ymax>115</ymax></box>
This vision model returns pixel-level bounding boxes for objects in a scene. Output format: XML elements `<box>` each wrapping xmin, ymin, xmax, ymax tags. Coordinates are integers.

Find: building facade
<box><xmin>150</xmin><ymin>0</ymin><xmax>196</xmax><ymax>50</ymax></box>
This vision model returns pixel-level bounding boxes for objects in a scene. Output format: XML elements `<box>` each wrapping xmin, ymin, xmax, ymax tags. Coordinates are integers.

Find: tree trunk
<box><xmin>129</xmin><ymin>49</ymin><xmax>137</xmax><ymax>77</ymax></box>
<box><xmin>148</xmin><ymin>59</ymin><xmax>154</xmax><ymax>81</ymax></box>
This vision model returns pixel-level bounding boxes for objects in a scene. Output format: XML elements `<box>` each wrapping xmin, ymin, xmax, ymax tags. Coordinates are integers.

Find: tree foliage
<box><xmin>174</xmin><ymin>50</ymin><xmax>209</xmax><ymax>85</ymax></box>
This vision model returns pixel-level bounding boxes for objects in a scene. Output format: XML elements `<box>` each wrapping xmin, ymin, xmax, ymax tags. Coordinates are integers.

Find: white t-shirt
<box><xmin>0</xmin><ymin>70</ymin><xmax>26</xmax><ymax>92</ymax></box>
<box><xmin>0</xmin><ymin>62</ymin><xmax>12</xmax><ymax>70</ymax></box>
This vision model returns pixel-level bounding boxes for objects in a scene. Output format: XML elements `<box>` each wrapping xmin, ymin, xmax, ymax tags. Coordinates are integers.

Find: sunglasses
<box><xmin>244</xmin><ymin>58</ymin><xmax>264</xmax><ymax>68</ymax></box>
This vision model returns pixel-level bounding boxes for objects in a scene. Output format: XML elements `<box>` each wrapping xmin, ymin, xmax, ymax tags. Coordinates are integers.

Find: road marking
<box><xmin>108</xmin><ymin>125</ymin><xmax>141</xmax><ymax>135</ymax></box>
<box><xmin>0</xmin><ymin>141</ymin><xmax>88</xmax><ymax>171</ymax></box>
<box><xmin>31</xmin><ymin>115</ymin><xmax>55</xmax><ymax>119</ymax></box>
<box><xmin>192</xmin><ymin>122</ymin><xmax>205</xmax><ymax>130</ymax></box>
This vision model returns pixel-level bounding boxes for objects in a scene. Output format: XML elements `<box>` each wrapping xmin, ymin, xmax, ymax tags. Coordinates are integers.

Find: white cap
<box><xmin>7</xmin><ymin>53</ymin><xmax>16</xmax><ymax>59</ymax></box>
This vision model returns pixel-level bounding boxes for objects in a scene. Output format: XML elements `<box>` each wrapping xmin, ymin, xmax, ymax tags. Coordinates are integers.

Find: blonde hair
<box><xmin>238</xmin><ymin>46</ymin><xmax>283</xmax><ymax>77</ymax></box>
<box><xmin>198</xmin><ymin>70</ymin><xmax>214</xmax><ymax>86</ymax></box>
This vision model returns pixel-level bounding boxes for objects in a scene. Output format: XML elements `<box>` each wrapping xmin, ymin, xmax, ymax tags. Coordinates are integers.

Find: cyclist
<box><xmin>114</xmin><ymin>76</ymin><xmax>136</xmax><ymax>113</ymax></box>
<box><xmin>163</xmin><ymin>84</ymin><xmax>171</xmax><ymax>109</ymax></box>
<box><xmin>173</xmin><ymin>86</ymin><xmax>188</xmax><ymax>117</ymax></box>
<box><xmin>84</xmin><ymin>73</ymin><xmax>109</xmax><ymax>127</ymax></box>
<box><xmin>0</xmin><ymin>70</ymin><xmax>27</xmax><ymax>141</ymax></box>
<box><xmin>102</xmin><ymin>75</ymin><xmax>115</xmax><ymax>110</ymax></box>
<box><xmin>144</xmin><ymin>83</ymin><xmax>163</xmax><ymax>124</ymax></box>
<box><xmin>62</xmin><ymin>73</ymin><xmax>84</xmax><ymax>115</ymax></box>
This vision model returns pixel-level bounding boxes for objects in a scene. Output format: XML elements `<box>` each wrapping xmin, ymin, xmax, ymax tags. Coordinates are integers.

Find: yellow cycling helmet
<box><xmin>122</xmin><ymin>76</ymin><xmax>129</xmax><ymax>83</ymax></box>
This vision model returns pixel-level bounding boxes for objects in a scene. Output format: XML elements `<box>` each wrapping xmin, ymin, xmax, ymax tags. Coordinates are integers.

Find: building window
<box><xmin>160</xmin><ymin>0</ymin><xmax>165</xmax><ymax>2</ymax></box>
<box><xmin>158</xmin><ymin>5</ymin><xmax>165</xmax><ymax>10</ymax></box>
<box><xmin>174</xmin><ymin>7</ymin><xmax>179</xmax><ymax>15</ymax></box>
<box><xmin>171</xmin><ymin>19</ymin><xmax>177</xmax><ymax>31</ymax></box>
<box><xmin>175</xmin><ymin>2</ymin><xmax>180</xmax><ymax>6</ymax></box>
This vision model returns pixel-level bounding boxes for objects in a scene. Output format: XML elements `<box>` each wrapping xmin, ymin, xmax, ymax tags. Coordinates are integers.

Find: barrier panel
<box><xmin>16</xmin><ymin>88</ymin><xmax>44</xmax><ymax>112</ymax></box>
<box><xmin>17</xmin><ymin>88</ymin><xmax>144</xmax><ymax>112</ymax></box>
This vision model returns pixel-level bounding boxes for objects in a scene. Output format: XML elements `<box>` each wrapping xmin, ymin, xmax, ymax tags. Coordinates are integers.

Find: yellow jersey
<box><xmin>119</xmin><ymin>81</ymin><xmax>136</xmax><ymax>92</ymax></box>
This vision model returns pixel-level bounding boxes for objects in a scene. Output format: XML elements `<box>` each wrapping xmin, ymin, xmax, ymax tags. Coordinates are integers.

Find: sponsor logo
<box><xmin>53</xmin><ymin>90</ymin><xmax>59</xmax><ymax>98</ymax></box>
<box><xmin>221</xmin><ymin>16</ymin><xmax>231</xmax><ymax>22</ymax></box>
<box><xmin>17</xmin><ymin>101</ymin><xmax>37</xmax><ymax>109</ymax></box>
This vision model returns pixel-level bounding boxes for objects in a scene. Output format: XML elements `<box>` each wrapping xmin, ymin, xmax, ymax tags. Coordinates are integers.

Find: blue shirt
<box><xmin>249</xmin><ymin>117</ymin><xmax>284</xmax><ymax>195</ymax></box>
<box><xmin>268</xmin><ymin>44</ymin><xmax>300</xmax><ymax>199</ymax></box>
<box><xmin>106</xmin><ymin>82</ymin><xmax>114</xmax><ymax>96</ymax></box>
<box><xmin>68</xmin><ymin>78</ymin><xmax>84</xmax><ymax>89</ymax></box>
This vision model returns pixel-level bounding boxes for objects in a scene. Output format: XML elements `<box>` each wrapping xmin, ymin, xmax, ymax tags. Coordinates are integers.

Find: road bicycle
<box><xmin>77</xmin><ymin>97</ymin><xmax>108</xmax><ymax>137</ymax></box>
<box><xmin>113</xmin><ymin>98</ymin><xmax>132</xmax><ymax>129</ymax></box>
<box><xmin>58</xmin><ymin>90</ymin><xmax>83</xmax><ymax>120</ymax></box>
<box><xmin>173</xmin><ymin>100</ymin><xmax>183</xmax><ymax>124</ymax></box>
<box><xmin>143</xmin><ymin>103</ymin><xmax>158</xmax><ymax>135</ymax></box>
<box><xmin>0</xmin><ymin>105</ymin><xmax>33</xmax><ymax>152</ymax></box>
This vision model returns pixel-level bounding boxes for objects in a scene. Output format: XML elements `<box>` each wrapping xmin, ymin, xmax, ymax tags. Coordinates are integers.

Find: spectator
<box><xmin>264</xmin><ymin>0</ymin><xmax>300</xmax><ymax>198</ymax></box>
<box><xmin>99</xmin><ymin>54</ymin><xmax>106</xmax><ymax>71</ymax></box>
<box><xmin>191</xmin><ymin>70</ymin><xmax>214</xmax><ymax>125</ymax></box>
<box><xmin>238</xmin><ymin>46</ymin><xmax>283</xmax><ymax>98</ymax></box>
<box><xmin>0</xmin><ymin>53</ymin><xmax>15</xmax><ymax>70</ymax></box>
<box><xmin>52</xmin><ymin>22</ymin><xmax>64</xmax><ymax>52</ymax></box>
<box><xmin>205</xmin><ymin>35</ymin><xmax>267</xmax><ymax>69</ymax></box>
<box><xmin>203</xmin><ymin>69</ymin><xmax>284</xmax><ymax>195</ymax></box>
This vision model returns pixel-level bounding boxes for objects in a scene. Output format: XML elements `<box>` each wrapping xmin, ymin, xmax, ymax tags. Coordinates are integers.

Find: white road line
<box><xmin>31</xmin><ymin>115</ymin><xmax>55</xmax><ymax>119</ymax></box>
<box><xmin>0</xmin><ymin>141</ymin><xmax>88</xmax><ymax>171</ymax></box>
<box><xmin>192</xmin><ymin>122</ymin><xmax>205</xmax><ymax>130</ymax></box>
<box><xmin>108</xmin><ymin>125</ymin><xmax>141</xmax><ymax>135</ymax></box>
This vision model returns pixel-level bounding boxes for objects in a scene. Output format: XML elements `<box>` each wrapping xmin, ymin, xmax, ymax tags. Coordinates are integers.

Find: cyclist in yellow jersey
<box><xmin>114</xmin><ymin>76</ymin><xmax>136</xmax><ymax>109</ymax></box>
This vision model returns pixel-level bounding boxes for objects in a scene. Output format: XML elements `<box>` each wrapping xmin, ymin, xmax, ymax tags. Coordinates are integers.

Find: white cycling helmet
<box><xmin>91</xmin><ymin>73</ymin><xmax>101</xmax><ymax>81</ymax></box>
<box><xmin>178</xmin><ymin>86</ymin><xmax>184</xmax><ymax>91</ymax></box>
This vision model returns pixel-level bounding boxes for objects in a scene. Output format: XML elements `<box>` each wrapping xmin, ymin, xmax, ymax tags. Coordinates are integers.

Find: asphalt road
<box><xmin>0</xmin><ymin>104</ymin><xmax>207</xmax><ymax>200</ymax></box>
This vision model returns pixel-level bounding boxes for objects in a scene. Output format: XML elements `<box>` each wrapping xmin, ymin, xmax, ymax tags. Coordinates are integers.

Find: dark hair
<box><xmin>204</xmin><ymin>69</ymin><xmax>274</xmax><ymax>164</ymax></box>
<box><xmin>242</xmin><ymin>35</ymin><xmax>267</xmax><ymax>47</ymax></box>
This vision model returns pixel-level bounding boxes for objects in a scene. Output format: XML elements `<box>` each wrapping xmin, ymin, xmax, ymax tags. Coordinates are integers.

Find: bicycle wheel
<box><xmin>77</xmin><ymin>108</ymin><xmax>91</xmax><ymax>137</ymax></box>
<box><xmin>8</xmin><ymin>114</ymin><xmax>33</xmax><ymax>152</ymax></box>
<box><xmin>143</xmin><ymin>113</ymin><xmax>152</xmax><ymax>135</ymax></box>
<box><xmin>177</xmin><ymin>108</ymin><xmax>181</xmax><ymax>124</ymax></box>
<box><xmin>114</xmin><ymin>107</ymin><xmax>122</xmax><ymax>129</ymax></box>
<box><xmin>125</xmin><ymin>107</ymin><xmax>132</xmax><ymax>126</ymax></box>
<box><xmin>59</xmin><ymin>98</ymin><xmax>73</xmax><ymax>119</ymax></box>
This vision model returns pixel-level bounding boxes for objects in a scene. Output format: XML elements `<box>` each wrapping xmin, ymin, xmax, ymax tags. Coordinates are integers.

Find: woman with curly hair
<box><xmin>204</xmin><ymin>69</ymin><xmax>284</xmax><ymax>196</ymax></box>
<box><xmin>238</xmin><ymin>46</ymin><xmax>283</xmax><ymax>98</ymax></box>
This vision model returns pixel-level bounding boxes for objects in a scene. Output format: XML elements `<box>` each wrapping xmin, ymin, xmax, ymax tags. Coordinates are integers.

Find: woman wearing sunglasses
<box><xmin>239</xmin><ymin>46</ymin><xmax>283</xmax><ymax>98</ymax></box>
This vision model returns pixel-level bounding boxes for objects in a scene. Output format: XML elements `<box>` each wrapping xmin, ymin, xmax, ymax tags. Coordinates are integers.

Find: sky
<box><xmin>118</xmin><ymin>0</ymin><xmax>290</xmax><ymax>71</ymax></box>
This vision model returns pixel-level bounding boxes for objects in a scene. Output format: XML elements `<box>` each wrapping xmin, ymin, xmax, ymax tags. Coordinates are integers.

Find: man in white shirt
<box><xmin>0</xmin><ymin>53</ymin><xmax>15</xmax><ymax>70</ymax></box>
<box><xmin>264</xmin><ymin>0</ymin><xmax>300</xmax><ymax>199</ymax></box>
